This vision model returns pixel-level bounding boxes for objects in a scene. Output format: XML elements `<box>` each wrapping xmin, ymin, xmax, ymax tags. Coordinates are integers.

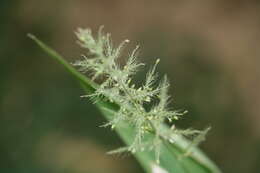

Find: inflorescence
<box><xmin>73</xmin><ymin>27</ymin><xmax>209</xmax><ymax>163</ymax></box>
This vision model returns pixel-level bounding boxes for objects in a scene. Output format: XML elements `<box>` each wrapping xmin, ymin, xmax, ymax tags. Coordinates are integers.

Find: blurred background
<box><xmin>1</xmin><ymin>0</ymin><xmax>260</xmax><ymax>172</ymax></box>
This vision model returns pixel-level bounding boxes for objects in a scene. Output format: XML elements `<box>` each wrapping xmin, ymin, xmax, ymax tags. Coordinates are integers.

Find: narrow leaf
<box><xmin>29</xmin><ymin>35</ymin><xmax>221</xmax><ymax>173</ymax></box>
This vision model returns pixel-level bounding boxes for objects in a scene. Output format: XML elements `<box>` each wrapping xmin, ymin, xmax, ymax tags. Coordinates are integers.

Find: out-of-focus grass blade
<box><xmin>29</xmin><ymin>34</ymin><xmax>221</xmax><ymax>173</ymax></box>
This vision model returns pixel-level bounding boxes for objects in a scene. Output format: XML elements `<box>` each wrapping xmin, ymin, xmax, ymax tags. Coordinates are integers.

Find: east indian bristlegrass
<box><xmin>72</xmin><ymin>27</ymin><xmax>210</xmax><ymax>164</ymax></box>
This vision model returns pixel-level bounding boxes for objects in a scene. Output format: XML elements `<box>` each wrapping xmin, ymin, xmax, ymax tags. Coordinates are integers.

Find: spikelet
<box><xmin>73</xmin><ymin>27</ymin><xmax>209</xmax><ymax>163</ymax></box>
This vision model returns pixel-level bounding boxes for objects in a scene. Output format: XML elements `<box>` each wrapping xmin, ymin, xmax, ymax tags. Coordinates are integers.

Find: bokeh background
<box><xmin>1</xmin><ymin>0</ymin><xmax>260</xmax><ymax>173</ymax></box>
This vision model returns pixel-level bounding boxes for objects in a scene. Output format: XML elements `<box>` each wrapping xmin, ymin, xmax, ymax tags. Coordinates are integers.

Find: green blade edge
<box><xmin>29</xmin><ymin>34</ymin><xmax>222</xmax><ymax>173</ymax></box>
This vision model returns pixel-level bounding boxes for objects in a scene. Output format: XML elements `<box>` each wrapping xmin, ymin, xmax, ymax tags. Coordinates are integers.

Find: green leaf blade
<box><xmin>29</xmin><ymin>35</ymin><xmax>221</xmax><ymax>173</ymax></box>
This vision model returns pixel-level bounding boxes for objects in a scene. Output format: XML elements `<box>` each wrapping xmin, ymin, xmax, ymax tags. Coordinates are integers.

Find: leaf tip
<box><xmin>27</xmin><ymin>33</ymin><xmax>36</xmax><ymax>40</ymax></box>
